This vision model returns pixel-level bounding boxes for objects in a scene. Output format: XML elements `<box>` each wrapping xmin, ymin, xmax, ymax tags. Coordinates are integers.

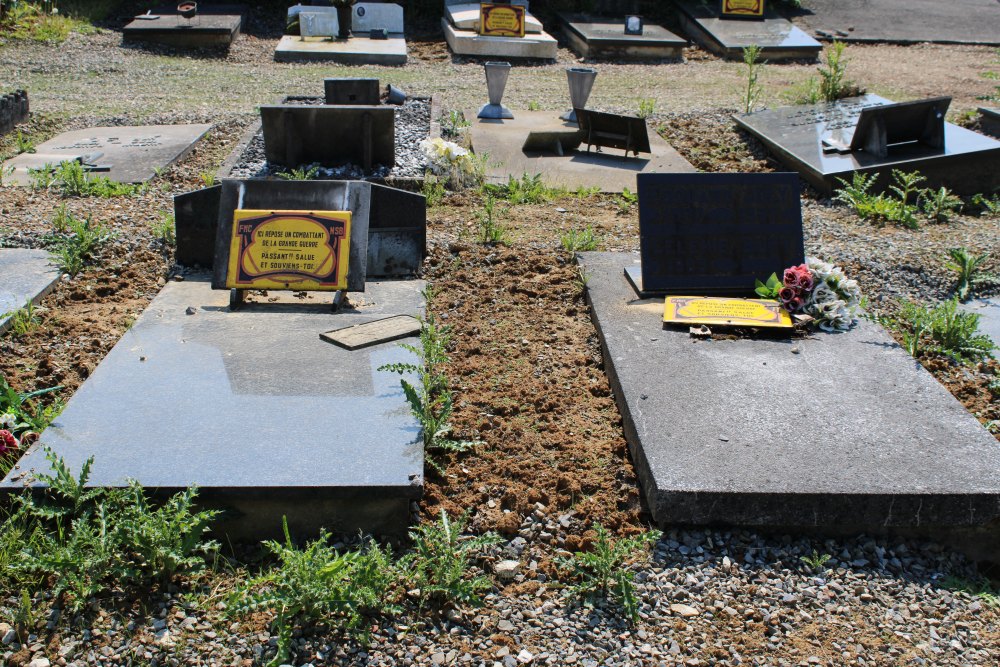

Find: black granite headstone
<box><xmin>849</xmin><ymin>96</ymin><xmax>950</xmax><ymax>159</ymax></box>
<box><xmin>574</xmin><ymin>108</ymin><xmax>651</xmax><ymax>156</ymax></box>
<box><xmin>260</xmin><ymin>105</ymin><xmax>395</xmax><ymax>170</ymax></box>
<box><xmin>324</xmin><ymin>78</ymin><xmax>381</xmax><ymax>105</ymax></box>
<box><xmin>174</xmin><ymin>185</ymin><xmax>222</xmax><ymax>267</ymax></box>
<box><xmin>632</xmin><ymin>172</ymin><xmax>804</xmax><ymax>296</ymax></box>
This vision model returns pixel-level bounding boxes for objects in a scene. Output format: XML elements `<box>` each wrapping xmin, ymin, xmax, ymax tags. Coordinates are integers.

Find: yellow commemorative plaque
<box><xmin>226</xmin><ymin>210</ymin><xmax>351</xmax><ymax>291</ymax></box>
<box><xmin>721</xmin><ymin>0</ymin><xmax>765</xmax><ymax>18</ymax></box>
<box><xmin>479</xmin><ymin>2</ymin><xmax>526</xmax><ymax>37</ymax></box>
<box><xmin>664</xmin><ymin>296</ymin><xmax>792</xmax><ymax>328</ymax></box>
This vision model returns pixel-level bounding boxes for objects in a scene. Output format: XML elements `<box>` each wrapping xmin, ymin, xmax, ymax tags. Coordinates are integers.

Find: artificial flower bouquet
<box><xmin>756</xmin><ymin>257</ymin><xmax>862</xmax><ymax>332</ymax></box>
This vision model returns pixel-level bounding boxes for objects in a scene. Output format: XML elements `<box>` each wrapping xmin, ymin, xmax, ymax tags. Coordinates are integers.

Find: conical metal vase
<box><xmin>477</xmin><ymin>61</ymin><xmax>514</xmax><ymax>120</ymax></box>
<box><xmin>561</xmin><ymin>67</ymin><xmax>597</xmax><ymax>123</ymax></box>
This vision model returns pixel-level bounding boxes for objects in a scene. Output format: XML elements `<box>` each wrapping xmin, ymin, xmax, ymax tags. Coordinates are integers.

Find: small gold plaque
<box><xmin>664</xmin><ymin>296</ymin><xmax>792</xmax><ymax>328</ymax></box>
<box><xmin>721</xmin><ymin>0</ymin><xmax>765</xmax><ymax>18</ymax></box>
<box><xmin>479</xmin><ymin>3</ymin><xmax>526</xmax><ymax>37</ymax></box>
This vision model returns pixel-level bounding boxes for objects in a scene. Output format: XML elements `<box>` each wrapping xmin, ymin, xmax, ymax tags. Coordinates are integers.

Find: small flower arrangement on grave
<box><xmin>0</xmin><ymin>427</ymin><xmax>18</xmax><ymax>458</ymax></box>
<box><xmin>756</xmin><ymin>257</ymin><xmax>862</xmax><ymax>332</ymax></box>
<box><xmin>420</xmin><ymin>137</ymin><xmax>479</xmax><ymax>189</ymax></box>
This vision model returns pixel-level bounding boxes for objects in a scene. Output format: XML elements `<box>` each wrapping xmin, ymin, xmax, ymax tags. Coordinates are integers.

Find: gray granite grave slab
<box><xmin>122</xmin><ymin>13</ymin><xmax>241</xmax><ymax>48</ymax></box>
<box><xmin>579</xmin><ymin>252</ymin><xmax>1000</xmax><ymax>545</ymax></box>
<box><xmin>0</xmin><ymin>249</ymin><xmax>60</xmax><ymax>335</ymax></box>
<box><xmin>559</xmin><ymin>13</ymin><xmax>686</xmax><ymax>61</ymax></box>
<box><xmin>467</xmin><ymin>110</ymin><xmax>695</xmax><ymax>193</ymax></box>
<box><xmin>980</xmin><ymin>107</ymin><xmax>1000</xmax><ymax>138</ymax></box>
<box><xmin>962</xmin><ymin>298</ymin><xmax>1000</xmax><ymax>347</ymax></box>
<box><xmin>676</xmin><ymin>0</ymin><xmax>821</xmax><ymax>61</ymax></box>
<box><xmin>353</xmin><ymin>2</ymin><xmax>404</xmax><ymax>33</ymax></box>
<box><xmin>2</xmin><ymin>124</ymin><xmax>211</xmax><ymax>186</ymax></box>
<box><xmin>735</xmin><ymin>95</ymin><xmax>1000</xmax><ymax>195</ymax></box>
<box><xmin>793</xmin><ymin>0</ymin><xmax>1000</xmax><ymax>46</ymax></box>
<box><xmin>1</xmin><ymin>278</ymin><xmax>425</xmax><ymax>539</ymax></box>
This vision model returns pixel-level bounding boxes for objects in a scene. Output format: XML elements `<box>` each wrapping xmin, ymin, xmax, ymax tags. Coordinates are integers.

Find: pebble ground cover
<box><xmin>0</xmin><ymin>2</ymin><xmax>998</xmax><ymax>666</ymax></box>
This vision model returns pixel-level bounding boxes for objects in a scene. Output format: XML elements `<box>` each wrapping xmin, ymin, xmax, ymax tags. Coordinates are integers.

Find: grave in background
<box><xmin>122</xmin><ymin>4</ymin><xmax>243</xmax><ymax>49</ymax></box>
<box><xmin>276</xmin><ymin>2</ymin><xmax>407</xmax><ymax>64</ymax></box>
<box><xmin>0</xmin><ymin>90</ymin><xmax>28</xmax><ymax>137</ymax></box>
<box><xmin>0</xmin><ymin>249</ymin><xmax>61</xmax><ymax>335</ymax></box>
<box><xmin>260</xmin><ymin>105</ymin><xmax>395</xmax><ymax>171</ymax></box>
<box><xmin>2</xmin><ymin>124</ymin><xmax>211</xmax><ymax>186</ymax></box>
<box><xmin>980</xmin><ymin>107</ymin><xmax>1000</xmax><ymax>138</ymax></box>
<box><xmin>579</xmin><ymin>249</ymin><xmax>1000</xmax><ymax>549</ymax></box>
<box><xmin>792</xmin><ymin>0</ymin><xmax>1000</xmax><ymax>46</ymax></box>
<box><xmin>735</xmin><ymin>94</ymin><xmax>1000</xmax><ymax>195</ymax></box>
<box><xmin>558</xmin><ymin>13</ymin><xmax>686</xmax><ymax>61</ymax></box>
<box><xmin>442</xmin><ymin>0</ymin><xmax>557</xmax><ymax>60</ymax></box>
<box><xmin>675</xmin><ymin>0</ymin><xmax>821</xmax><ymax>61</ymax></box>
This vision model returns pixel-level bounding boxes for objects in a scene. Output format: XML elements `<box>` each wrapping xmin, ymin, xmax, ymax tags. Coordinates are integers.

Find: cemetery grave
<box><xmin>558</xmin><ymin>12</ymin><xmax>687</xmax><ymax>61</ymax></box>
<box><xmin>1</xmin><ymin>6</ymin><xmax>1000</xmax><ymax>665</ymax></box>
<box><xmin>0</xmin><ymin>249</ymin><xmax>60</xmax><ymax>335</ymax></box>
<box><xmin>442</xmin><ymin>0</ymin><xmax>557</xmax><ymax>60</ymax></box>
<box><xmin>276</xmin><ymin>1</ymin><xmax>408</xmax><ymax>64</ymax></box>
<box><xmin>121</xmin><ymin>3</ymin><xmax>244</xmax><ymax>49</ymax></box>
<box><xmin>675</xmin><ymin>0</ymin><xmax>822</xmax><ymax>62</ymax></box>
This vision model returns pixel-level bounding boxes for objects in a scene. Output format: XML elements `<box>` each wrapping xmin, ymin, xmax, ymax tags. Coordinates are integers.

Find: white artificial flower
<box><xmin>0</xmin><ymin>413</ymin><xmax>16</xmax><ymax>429</ymax></box>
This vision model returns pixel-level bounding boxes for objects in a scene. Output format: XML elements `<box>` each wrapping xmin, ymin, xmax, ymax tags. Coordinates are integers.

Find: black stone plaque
<box><xmin>174</xmin><ymin>184</ymin><xmax>222</xmax><ymax>267</ymax></box>
<box><xmin>634</xmin><ymin>172</ymin><xmax>804</xmax><ymax>296</ymax></box>
<box><xmin>574</xmin><ymin>108</ymin><xmax>651</xmax><ymax>156</ymax></box>
<box><xmin>260</xmin><ymin>105</ymin><xmax>395</xmax><ymax>171</ymax></box>
<box><xmin>849</xmin><ymin>96</ymin><xmax>950</xmax><ymax>159</ymax></box>
<box><xmin>324</xmin><ymin>78</ymin><xmax>381</xmax><ymax>105</ymax></box>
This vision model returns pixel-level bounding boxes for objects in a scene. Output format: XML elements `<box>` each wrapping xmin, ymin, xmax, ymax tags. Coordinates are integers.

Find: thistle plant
<box><xmin>560</xmin><ymin>226</ymin><xmax>599</xmax><ymax>253</ymax></box>
<box><xmin>946</xmin><ymin>247</ymin><xmax>994</xmax><ymax>302</ymax></box>
<box><xmin>741</xmin><ymin>44</ymin><xmax>765</xmax><ymax>114</ymax></box>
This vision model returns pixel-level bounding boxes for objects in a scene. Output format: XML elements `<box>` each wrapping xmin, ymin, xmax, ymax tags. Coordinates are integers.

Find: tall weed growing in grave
<box><xmin>379</xmin><ymin>297</ymin><xmax>481</xmax><ymax>473</ymax></box>
<box><xmin>741</xmin><ymin>44</ymin><xmax>765</xmax><ymax>114</ymax></box>
<box><xmin>884</xmin><ymin>299</ymin><xmax>996</xmax><ymax>363</ymax></box>
<box><xmin>49</xmin><ymin>211</ymin><xmax>112</xmax><ymax>276</ymax></box>
<box><xmin>557</xmin><ymin>523</ymin><xmax>661</xmax><ymax>624</ymax></box>
<box><xmin>475</xmin><ymin>192</ymin><xmax>510</xmax><ymax>244</ymax></box>
<box><xmin>946</xmin><ymin>248</ymin><xmax>995</xmax><ymax>302</ymax></box>
<box><xmin>37</xmin><ymin>160</ymin><xmax>146</xmax><ymax>198</ymax></box>
<box><xmin>834</xmin><ymin>169</ymin><xmax>960</xmax><ymax>229</ymax></box>
<box><xmin>484</xmin><ymin>172</ymin><xmax>564</xmax><ymax>204</ymax></box>
<box><xmin>400</xmin><ymin>510</ymin><xmax>500</xmax><ymax>612</ymax></box>
<box><xmin>229</xmin><ymin>517</ymin><xmax>398</xmax><ymax>666</ymax></box>
<box><xmin>560</xmin><ymin>226</ymin><xmax>599</xmax><ymax>253</ymax></box>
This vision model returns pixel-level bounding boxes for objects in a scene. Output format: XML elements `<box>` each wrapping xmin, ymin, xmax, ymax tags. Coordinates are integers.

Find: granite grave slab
<box><xmin>675</xmin><ymin>0</ymin><xmax>821</xmax><ymax>61</ymax></box>
<box><xmin>735</xmin><ymin>94</ymin><xmax>1000</xmax><ymax>195</ymax></box>
<box><xmin>123</xmin><ymin>8</ymin><xmax>242</xmax><ymax>49</ymax></box>
<box><xmin>0</xmin><ymin>249</ymin><xmax>61</xmax><ymax>335</ymax></box>
<box><xmin>274</xmin><ymin>35</ymin><xmax>407</xmax><ymax>64</ymax></box>
<box><xmin>793</xmin><ymin>0</ymin><xmax>1000</xmax><ymax>47</ymax></box>
<box><xmin>467</xmin><ymin>110</ymin><xmax>695</xmax><ymax>193</ymax></box>
<box><xmin>580</xmin><ymin>252</ymin><xmax>1000</xmax><ymax>548</ymax></box>
<box><xmin>2</xmin><ymin>124</ymin><xmax>211</xmax><ymax>186</ymax></box>
<box><xmin>325</xmin><ymin>78</ymin><xmax>381</xmax><ymax>105</ymax></box>
<box><xmin>558</xmin><ymin>13</ymin><xmax>686</xmax><ymax>61</ymax></box>
<box><xmin>631</xmin><ymin>173</ymin><xmax>804</xmax><ymax>296</ymax></box>
<box><xmin>260</xmin><ymin>105</ymin><xmax>395</xmax><ymax>170</ymax></box>
<box><xmin>962</xmin><ymin>298</ymin><xmax>1000</xmax><ymax>347</ymax></box>
<box><xmin>1</xmin><ymin>278</ymin><xmax>425</xmax><ymax>539</ymax></box>
<box><xmin>980</xmin><ymin>107</ymin><xmax>1000</xmax><ymax>138</ymax></box>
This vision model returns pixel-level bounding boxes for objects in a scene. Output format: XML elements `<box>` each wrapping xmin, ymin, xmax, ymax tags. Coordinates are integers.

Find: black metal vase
<box><xmin>336</xmin><ymin>5</ymin><xmax>352</xmax><ymax>39</ymax></box>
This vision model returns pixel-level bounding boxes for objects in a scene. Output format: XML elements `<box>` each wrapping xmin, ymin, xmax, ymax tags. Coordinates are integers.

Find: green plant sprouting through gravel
<box><xmin>441</xmin><ymin>109</ymin><xmax>470</xmax><ymax>140</ymax></box>
<box><xmin>6</xmin><ymin>448</ymin><xmax>219</xmax><ymax>612</ymax></box>
<box><xmin>557</xmin><ymin>523</ymin><xmax>661</xmax><ymax>624</ymax></box>
<box><xmin>560</xmin><ymin>226</ymin><xmax>599</xmax><ymax>253</ymax></box>
<box><xmin>277</xmin><ymin>165</ymin><xmax>320</xmax><ymax>181</ymax></box>
<box><xmin>636</xmin><ymin>98</ymin><xmax>655</xmax><ymax>120</ymax></box>
<box><xmin>795</xmin><ymin>40</ymin><xmax>860</xmax><ymax>104</ymax></box>
<box><xmin>834</xmin><ymin>170</ymin><xmax>965</xmax><ymax>228</ymax></box>
<box><xmin>29</xmin><ymin>160</ymin><xmax>146</xmax><ymax>197</ymax></box>
<box><xmin>229</xmin><ymin>517</ymin><xmax>398</xmax><ymax>666</ymax></box>
<box><xmin>484</xmin><ymin>172</ymin><xmax>563</xmax><ymax>205</ymax></box>
<box><xmin>379</xmin><ymin>296</ymin><xmax>481</xmax><ymax>473</ymax></box>
<box><xmin>2</xmin><ymin>299</ymin><xmax>42</xmax><ymax>337</ymax></box>
<box><xmin>475</xmin><ymin>192</ymin><xmax>510</xmax><ymax>244</ymax></box>
<box><xmin>151</xmin><ymin>210</ymin><xmax>176</xmax><ymax>245</ymax></box>
<box><xmin>978</xmin><ymin>48</ymin><xmax>1000</xmax><ymax>103</ymax></box>
<box><xmin>946</xmin><ymin>247</ymin><xmax>995</xmax><ymax>302</ymax></box>
<box><xmin>616</xmin><ymin>185</ymin><xmax>638</xmax><ymax>214</ymax></box>
<box><xmin>880</xmin><ymin>298</ymin><xmax>996</xmax><ymax>364</ymax></box>
<box><xmin>800</xmin><ymin>550</ymin><xmax>832</xmax><ymax>571</ymax></box>
<box><xmin>48</xmin><ymin>210</ymin><xmax>112</xmax><ymax>276</ymax></box>
<box><xmin>741</xmin><ymin>44</ymin><xmax>765</xmax><ymax>114</ymax></box>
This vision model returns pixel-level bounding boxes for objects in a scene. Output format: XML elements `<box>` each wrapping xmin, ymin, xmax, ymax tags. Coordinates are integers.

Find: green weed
<box><xmin>50</xmin><ymin>212</ymin><xmax>111</xmax><ymax>276</ymax></box>
<box><xmin>198</xmin><ymin>171</ymin><xmax>217</xmax><ymax>187</ymax></box>
<box><xmin>560</xmin><ymin>226</ymin><xmax>599</xmax><ymax>253</ymax></box>
<box><xmin>475</xmin><ymin>193</ymin><xmax>510</xmax><ymax>245</ymax></box>
<box><xmin>51</xmin><ymin>203</ymin><xmax>71</xmax><ymax>233</ymax></box>
<box><xmin>616</xmin><ymin>186</ymin><xmax>638</xmax><ymax>214</ymax></box>
<box><xmin>0</xmin><ymin>373</ymin><xmax>62</xmax><ymax>440</ymax></box>
<box><xmin>14</xmin><ymin>130</ymin><xmax>34</xmax><ymax>154</ymax></box>
<box><xmin>557</xmin><ymin>523</ymin><xmax>661</xmax><ymax>624</ymax></box>
<box><xmin>971</xmin><ymin>193</ymin><xmax>1000</xmax><ymax>217</ymax></box>
<box><xmin>833</xmin><ymin>170</ymin><xmax>954</xmax><ymax>229</ymax></box>
<box><xmin>818</xmin><ymin>41</ymin><xmax>855</xmax><ymax>102</ymax></box>
<box><xmin>890</xmin><ymin>298</ymin><xmax>996</xmax><ymax>363</ymax></box>
<box><xmin>441</xmin><ymin>110</ymin><xmax>470</xmax><ymax>139</ymax></box>
<box><xmin>2</xmin><ymin>299</ymin><xmax>42</xmax><ymax>336</ymax></box>
<box><xmin>527</xmin><ymin>100</ymin><xmax>541</xmax><ymax>111</ymax></box>
<box><xmin>421</xmin><ymin>174</ymin><xmax>447</xmax><ymax>207</ymax></box>
<box><xmin>741</xmin><ymin>44</ymin><xmax>765</xmax><ymax>114</ymax></box>
<box><xmin>0</xmin><ymin>1</ymin><xmax>100</xmax><ymax>43</ymax></box>
<box><xmin>946</xmin><ymin>248</ymin><xmax>995</xmax><ymax>302</ymax></box>
<box><xmin>276</xmin><ymin>165</ymin><xmax>319</xmax><ymax>181</ymax></box>
<box><xmin>800</xmin><ymin>550</ymin><xmax>832</xmax><ymax>571</ymax></box>
<box><xmin>400</xmin><ymin>510</ymin><xmax>500</xmax><ymax>612</ymax></box>
<box><xmin>485</xmin><ymin>172</ymin><xmax>563</xmax><ymax>204</ymax></box>
<box><xmin>920</xmin><ymin>186</ymin><xmax>963</xmax><ymax>222</ymax></box>
<box><xmin>33</xmin><ymin>160</ymin><xmax>146</xmax><ymax>197</ymax></box>
<box><xmin>151</xmin><ymin>210</ymin><xmax>176</xmax><ymax>245</ymax></box>
<box><xmin>637</xmin><ymin>98</ymin><xmax>656</xmax><ymax>120</ymax></box>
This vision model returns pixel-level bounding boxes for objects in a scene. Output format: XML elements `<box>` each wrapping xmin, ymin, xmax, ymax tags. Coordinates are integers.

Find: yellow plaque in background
<box><xmin>664</xmin><ymin>296</ymin><xmax>792</xmax><ymax>328</ymax></box>
<box><xmin>721</xmin><ymin>0</ymin><xmax>765</xmax><ymax>18</ymax></box>
<box><xmin>226</xmin><ymin>210</ymin><xmax>351</xmax><ymax>291</ymax></box>
<box><xmin>479</xmin><ymin>3</ymin><xmax>526</xmax><ymax>37</ymax></box>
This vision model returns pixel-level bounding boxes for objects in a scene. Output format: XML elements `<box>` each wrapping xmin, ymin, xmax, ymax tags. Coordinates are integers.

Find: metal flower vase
<box><xmin>561</xmin><ymin>67</ymin><xmax>597</xmax><ymax>123</ymax></box>
<box><xmin>477</xmin><ymin>61</ymin><xmax>514</xmax><ymax>120</ymax></box>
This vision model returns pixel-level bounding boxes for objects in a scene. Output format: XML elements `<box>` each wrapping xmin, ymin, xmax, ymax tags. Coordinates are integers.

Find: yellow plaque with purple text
<box><xmin>664</xmin><ymin>296</ymin><xmax>792</xmax><ymax>328</ymax></box>
<box><xmin>226</xmin><ymin>210</ymin><xmax>351</xmax><ymax>291</ymax></box>
<box><xmin>721</xmin><ymin>0</ymin><xmax>765</xmax><ymax>18</ymax></box>
<box><xmin>479</xmin><ymin>3</ymin><xmax>525</xmax><ymax>37</ymax></box>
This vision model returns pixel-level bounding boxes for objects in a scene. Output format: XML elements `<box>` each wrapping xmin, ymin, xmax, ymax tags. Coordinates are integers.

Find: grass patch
<box><xmin>0</xmin><ymin>0</ymin><xmax>113</xmax><ymax>43</ymax></box>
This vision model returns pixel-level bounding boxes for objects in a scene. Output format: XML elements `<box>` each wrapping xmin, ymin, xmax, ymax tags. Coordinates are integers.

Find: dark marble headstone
<box><xmin>735</xmin><ymin>94</ymin><xmax>1000</xmax><ymax>195</ymax></box>
<box><xmin>174</xmin><ymin>185</ymin><xmax>222</xmax><ymax>267</ymax></box>
<box><xmin>260</xmin><ymin>105</ymin><xmax>395</xmax><ymax>170</ymax></box>
<box><xmin>575</xmin><ymin>109</ymin><xmax>651</xmax><ymax>156</ymax></box>
<box><xmin>632</xmin><ymin>172</ymin><xmax>804</xmax><ymax>296</ymax></box>
<box><xmin>324</xmin><ymin>78</ymin><xmax>381</xmax><ymax>105</ymax></box>
<box><xmin>849</xmin><ymin>96</ymin><xmax>949</xmax><ymax>158</ymax></box>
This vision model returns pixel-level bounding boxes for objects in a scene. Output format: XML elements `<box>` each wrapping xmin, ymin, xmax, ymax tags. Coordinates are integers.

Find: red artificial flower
<box><xmin>788</xmin><ymin>296</ymin><xmax>805</xmax><ymax>312</ymax></box>
<box><xmin>778</xmin><ymin>286</ymin><xmax>798</xmax><ymax>304</ymax></box>
<box><xmin>0</xmin><ymin>429</ymin><xmax>18</xmax><ymax>457</ymax></box>
<box><xmin>783</xmin><ymin>267</ymin><xmax>802</xmax><ymax>288</ymax></box>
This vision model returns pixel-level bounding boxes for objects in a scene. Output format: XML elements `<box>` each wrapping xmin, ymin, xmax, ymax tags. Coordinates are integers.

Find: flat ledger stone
<box><xmin>442</xmin><ymin>19</ymin><xmax>557</xmax><ymax>60</ymax></box>
<box><xmin>0</xmin><ymin>249</ymin><xmax>60</xmax><ymax>335</ymax></box>
<box><xmin>123</xmin><ymin>13</ymin><xmax>242</xmax><ymax>48</ymax></box>
<box><xmin>793</xmin><ymin>0</ymin><xmax>1000</xmax><ymax>46</ymax></box>
<box><xmin>579</xmin><ymin>252</ymin><xmax>1000</xmax><ymax>543</ymax></box>
<box><xmin>467</xmin><ymin>110</ymin><xmax>695</xmax><ymax>193</ymax></box>
<box><xmin>559</xmin><ymin>13</ymin><xmax>686</xmax><ymax>60</ymax></box>
<box><xmin>274</xmin><ymin>35</ymin><xmax>407</xmax><ymax>65</ymax></box>
<box><xmin>676</xmin><ymin>0</ymin><xmax>821</xmax><ymax>61</ymax></box>
<box><xmin>1</xmin><ymin>279</ymin><xmax>425</xmax><ymax>539</ymax></box>
<box><xmin>735</xmin><ymin>94</ymin><xmax>1000</xmax><ymax>195</ymax></box>
<box><xmin>2</xmin><ymin>124</ymin><xmax>211</xmax><ymax>186</ymax></box>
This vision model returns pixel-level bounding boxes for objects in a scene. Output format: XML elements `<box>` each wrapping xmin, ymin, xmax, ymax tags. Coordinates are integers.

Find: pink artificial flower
<box><xmin>783</xmin><ymin>267</ymin><xmax>801</xmax><ymax>288</ymax></box>
<box><xmin>797</xmin><ymin>269</ymin><xmax>815</xmax><ymax>292</ymax></box>
<box><xmin>0</xmin><ymin>429</ymin><xmax>17</xmax><ymax>457</ymax></box>
<box><xmin>787</xmin><ymin>296</ymin><xmax>805</xmax><ymax>312</ymax></box>
<box><xmin>779</xmin><ymin>286</ymin><xmax>798</xmax><ymax>304</ymax></box>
